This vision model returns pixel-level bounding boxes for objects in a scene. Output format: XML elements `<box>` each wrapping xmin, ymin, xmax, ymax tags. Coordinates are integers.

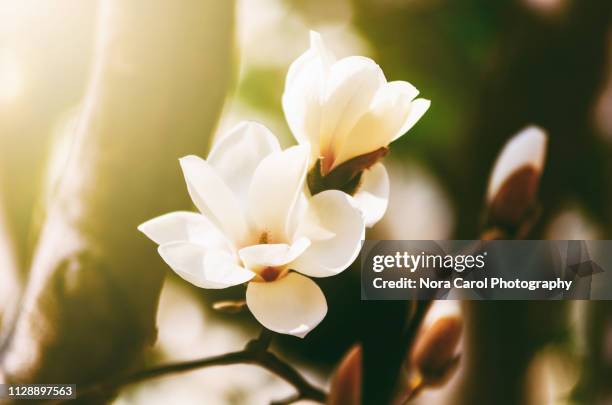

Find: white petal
<box><xmin>387</xmin><ymin>80</ymin><xmax>420</xmax><ymax>104</ymax></box>
<box><xmin>291</xmin><ymin>183</ymin><xmax>336</xmax><ymax>240</ymax></box>
<box><xmin>158</xmin><ymin>242</ymin><xmax>254</xmax><ymax>289</ymax></box>
<box><xmin>334</xmin><ymin>83</ymin><xmax>428</xmax><ymax>166</ymax></box>
<box><xmin>285</xmin><ymin>31</ymin><xmax>335</xmax><ymax>89</ymax></box>
<box><xmin>204</xmin><ymin>249</ymin><xmax>256</xmax><ymax>287</ymax></box>
<box><xmin>248</xmin><ymin>145</ymin><xmax>310</xmax><ymax>242</ymax></box>
<box><xmin>295</xmin><ymin>216</ymin><xmax>336</xmax><ymax>241</ymax></box>
<box><xmin>208</xmin><ymin>121</ymin><xmax>280</xmax><ymax>205</ymax></box>
<box><xmin>366</xmin><ymin>80</ymin><xmax>426</xmax><ymax>142</ymax></box>
<box><xmin>282</xmin><ymin>32</ymin><xmax>333</xmax><ymax>160</ymax></box>
<box><xmin>138</xmin><ymin>211</ymin><xmax>229</xmax><ymax>249</ymax></box>
<box><xmin>287</xmin><ymin>192</ymin><xmax>309</xmax><ymax>242</ymax></box>
<box><xmin>246</xmin><ymin>272</ymin><xmax>327</xmax><ymax>338</ymax></box>
<box><xmin>353</xmin><ymin>163</ymin><xmax>390</xmax><ymax>227</ymax></box>
<box><xmin>292</xmin><ymin>190</ymin><xmax>365</xmax><ymax>278</ymax></box>
<box><xmin>395</xmin><ymin>98</ymin><xmax>431</xmax><ymax>141</ymax></box>
<box><xmin>320</xmin><ymin>56</ymin><xmax>385</xmax><ymax>167</ymax></box>
<box><xmin>308</xmin><ymin>31</ymin><xmax>336</xmax><ymax>67</ymax></box>
<box><xmin>487</xmin><ymin>126</ymin><xmax>548</xmax><ymax>202</ymax></box>
<box><xmin>179</xmin><ymin>155</ymin><xmax>249</xmax><ymax>245</ymax></box>
<box><xmin>238</xmin><ymin>237</ymin><xmax>311</xmax><ymax>270</ymax></box>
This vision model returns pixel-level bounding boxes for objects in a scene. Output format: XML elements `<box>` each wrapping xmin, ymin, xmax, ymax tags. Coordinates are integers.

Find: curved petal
<box><xmin>292</xmin><ymin>190</ymin><xmax>365</xmax><ymax>278</ymax></box>
<box><xmin>238</xmin><ymin>237</ymin><xmax>311</xmax><ymax>270</ymax></box>
<box><xmin>179</xmin><ymin>155</ymin><xmax>249</xmax><ymax>245</ymax></box>
<box><xmin>248</xmin><ymin>145</ymin><xmax>310</xmax><ymax>243</ymax></box>
<box><xmin>158</xmin><ymin>242</ymin><xmax>254</xmax><ymax>289</ymax></box>
<box><xmin>320</xmin><ymin>56</ymin><xmax>385</xmax><ymax>169</ymax></box>
<box><xmin>395</xmin><ymin>98</ymin><xmax>431</xmax><ymax>141</ymax></box>
<box><xmin>334</xmin><ymin>83</ymin><xmax>429</xmax><ymax>167</ymax></box>
<box><xmin>208</xmin><ymin>121</ymin><xmax>280</xmax><ymax>205</ymax></box>
<box><xmin>282</xmin><ymin>31</ymin><xmax>333</xmax><ymax>161</ymax></box>
<box><xmin>353</xmin><ymin>163</ymin><xmax>390</xmax><ymax>227</ymax></box>
<box><xmin>138</xmin><ymin>211</ymin><xmax>230</xmax><ymax>249</ymax></box>
<box><xmin>286</xmin><ymin>31</ymin><xmax>335</xmax><ymax>88</ymax></box>
<box><xmin>291</xmin><ymin>193</ymin><xmax>336</xmax><ymax>241</ymax></box>
<box><xmin>287</xmin><ymin>192</ymin><xmax>309</xmax><ymax>240</ymax></box>
<box><xmin>246</xmin><ymin>272</ymin><xmax>327</xmax><ymax>338</ymax></box>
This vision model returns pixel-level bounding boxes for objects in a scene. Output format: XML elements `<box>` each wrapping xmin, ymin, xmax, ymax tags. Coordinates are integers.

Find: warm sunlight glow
<box><xmin>0</xmin><ymin>51</ymin><xmax>23</xmax><ymax>103</ymax></box>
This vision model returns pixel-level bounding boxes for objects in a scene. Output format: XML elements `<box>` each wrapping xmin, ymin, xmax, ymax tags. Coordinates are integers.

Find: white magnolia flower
<box><xmin>139</xmin><ymin>121</ymin><xmax>365</xmax><ymax>338</ymax></box>
<box><xmin>282</xmin><ymin>31</ymin><xmax>430</xmax><ymax>226</ymax></box>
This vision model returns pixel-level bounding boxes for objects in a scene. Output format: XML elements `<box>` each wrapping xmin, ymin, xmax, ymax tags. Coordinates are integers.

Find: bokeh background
<box><xmin>1</xmin><ymin>0</ymin><xmax>611</xmax><ymax>404</ymax></box>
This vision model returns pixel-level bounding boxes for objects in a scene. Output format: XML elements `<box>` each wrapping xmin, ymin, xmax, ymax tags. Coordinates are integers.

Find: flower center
<box><xmin>320</xmin><ymin>151</ymin><xmax>335</xmax><ymax>176</ymax></box>
<box><xmin>260</xmin><ymin>266</ymin><xmax>281</xmax><ymax>282</ymax></box>
<box><xmin>258</xmin><ymin>232</ymin><xmax>269</xmax><ymax>244</ymax></box>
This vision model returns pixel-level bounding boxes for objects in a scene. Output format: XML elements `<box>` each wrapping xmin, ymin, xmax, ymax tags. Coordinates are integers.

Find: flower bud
<box><xmin>328</xmin><ymin>344</ymin><xmax>361</xmax><ymax>405</ymax></box>
<box><xmin>411</xmin><ymin>316</ymin><xmax>463</xmax><ymax>387</ymax></box>
<box><xmin>487</xmin><ymin>126</ymin><xmax>547</xmax><ymax>227</ymax></box>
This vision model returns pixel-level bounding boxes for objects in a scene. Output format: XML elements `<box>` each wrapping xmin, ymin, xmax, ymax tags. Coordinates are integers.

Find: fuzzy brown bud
<box><xmin>328</xmin><ymin>344</ymin><xmax>362</xmax><ymax>405</ymax></box>
<box><xmin>411</xmin><ymin>316</ymin><xmax>463</xmax><ymax>387</ymax></box>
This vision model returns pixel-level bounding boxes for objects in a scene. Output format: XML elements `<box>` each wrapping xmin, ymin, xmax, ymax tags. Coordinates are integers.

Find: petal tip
<box><xmin>309</xmin><ymin>30</ymin><xmax>322</xmax><ymax>45</ymax></box>
<box><xmin>137</xmin><ymin>217</ymin><xmax>164</xmax><ymax>243</ymax></box>
<box><xmin>136</xmin><ymin>222</ymin><xmax>148</xmax><ymax>235</ymax></box>
<box><xmin>178</xmin><ymin>154</ymin><xmax>202</xmax><ymax>166</ymax></box>
<box><xmin>290</xmin><ymin>325</ymin><xmax>313</xmax><ymax>339</ymax></box>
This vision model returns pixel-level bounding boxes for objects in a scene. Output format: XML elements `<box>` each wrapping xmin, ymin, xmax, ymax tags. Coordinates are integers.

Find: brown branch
<box><xmin>51</xmin><ymin>329</ymin><xmax>326</xmax><ymax>404</ymax></box>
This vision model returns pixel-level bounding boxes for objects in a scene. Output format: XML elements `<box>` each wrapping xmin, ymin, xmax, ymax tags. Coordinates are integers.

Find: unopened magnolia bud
<box><xmin>328</xmin><ymin>344</ymin><xmax>361</xmax><ymax>405</ymax></box>
<box><xmin>487</xmin><ymin>126</ymin><xmax>547</xmax><ymax>227</ymax></box>
<box><xmin>411</xmin><ymin>316</ymin><xmax>463</xmax><ymax>387</ymax></box>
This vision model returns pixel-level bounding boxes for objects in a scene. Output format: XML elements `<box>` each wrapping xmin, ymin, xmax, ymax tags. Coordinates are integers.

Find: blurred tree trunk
<box><xmin>0</xmin><ymin>1</ymin><xmax>98</xmax><ymax>273</ymax></box>
<box><xmin>0</xmin><ymin>2</ymin><xmax>98</xmax><ymax>343</ymax></box>
<box><xmin>0</xmin><ymin>0</ymin><xmax>234</xmax><ymax>399</ymax></box>
<box><xmin>457</xmin><ymin>302</ymin><xmax>567</xmax><ymax>405</ymax></box>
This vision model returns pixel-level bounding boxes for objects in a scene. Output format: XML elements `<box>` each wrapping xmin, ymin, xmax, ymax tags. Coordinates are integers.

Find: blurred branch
<box><xmin>54</xmin><ymin>329</ymin><xmax>326</xmax><ymax>405</ymax></box>
<box><xmin>0</xmin><ymin>0</ymin><xmax>235</xmax><ymax>396</ymax></box>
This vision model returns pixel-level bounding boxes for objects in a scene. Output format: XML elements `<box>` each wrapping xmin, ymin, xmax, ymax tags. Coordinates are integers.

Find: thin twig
<box><xmin>400</xmin><ymin>375</ymin><xmax>424</xmax><ymax>405</ymax></box>
<box><xmin>50</xmin><ymin>329</ymin><xmax>326</xmax><ymax>404</ymax></box>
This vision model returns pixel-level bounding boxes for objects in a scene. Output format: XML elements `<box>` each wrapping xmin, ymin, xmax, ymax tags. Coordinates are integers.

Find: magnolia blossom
<box><xmin>139</xmin><ymin>122</ymin><xmax>365</xmax><ymax>337</ymax></box>
<box><xmin>283</xmin><ymin>31</ymin><xmax>430</xmax><ymax>226</ymax></box>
